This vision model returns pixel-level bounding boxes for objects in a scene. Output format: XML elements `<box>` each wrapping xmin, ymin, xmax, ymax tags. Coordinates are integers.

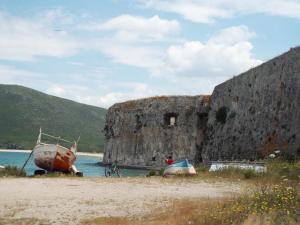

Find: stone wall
<box><xmin>103</xmin><ymin>46</ymin><xmax>300</xmax><ymax>167</ymax></box>
<box><xmin>202</xmin><ymin>47</ymin><xmax>300</xmax><ymax>161</ymax></box>
<box><xmin>103</xmin><ymin>96</ymin><xmax>210</xmax><ymax>167</ymax></box>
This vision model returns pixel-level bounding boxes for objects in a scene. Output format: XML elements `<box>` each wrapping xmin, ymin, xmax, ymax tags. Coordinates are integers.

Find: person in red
<box><xmin>165</xmin><ymin>155</ymin><xmax>174</xmax><ymax>165</ymax></box>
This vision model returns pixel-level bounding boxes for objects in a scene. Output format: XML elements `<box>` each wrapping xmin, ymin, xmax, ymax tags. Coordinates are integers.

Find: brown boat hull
<box><xmin>33</xmin><ymin>144</ymin><xmax>76</xmax><ymax>172</ymax></box>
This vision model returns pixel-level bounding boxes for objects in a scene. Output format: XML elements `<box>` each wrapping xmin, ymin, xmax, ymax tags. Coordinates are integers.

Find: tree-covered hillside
<box><xmin>0</xmin><ymin>84</ymin><xmax>106</xmax><ymax>152</ymax></box>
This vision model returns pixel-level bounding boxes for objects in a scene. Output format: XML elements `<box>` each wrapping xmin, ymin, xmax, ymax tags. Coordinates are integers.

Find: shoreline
<box><xmin>0</xmin><ymin>149</ymin><xmax>103</xmax><ymax>158</ymax></box>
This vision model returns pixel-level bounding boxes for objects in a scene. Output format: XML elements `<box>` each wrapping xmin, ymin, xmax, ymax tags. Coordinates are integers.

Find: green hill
<box><xmin>0</xmin><ymin>84</ymin><xmax>107</xmax><ymax>152</ymax></box>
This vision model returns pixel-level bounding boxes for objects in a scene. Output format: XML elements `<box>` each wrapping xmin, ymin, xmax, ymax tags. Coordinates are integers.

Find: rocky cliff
<box><xmin>203</xmin><ymin>47</ymin><xmax>300</xmax><ymax>161</ymax></box>
<box><xmin>103</xmin><ymin>96</ymin><xmax>210</xmax><ymax>167</ymax></box>
<box><xmin>103</xmin><ymin>46</ymin><xmax>300</xmax><ymax>167</ymax></box>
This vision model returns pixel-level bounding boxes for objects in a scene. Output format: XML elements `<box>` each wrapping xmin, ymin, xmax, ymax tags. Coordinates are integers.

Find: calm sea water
<box><xmin>0</xmin><ymin>151</ymin><xmax>149</xmax><ymax>177</ymax></box>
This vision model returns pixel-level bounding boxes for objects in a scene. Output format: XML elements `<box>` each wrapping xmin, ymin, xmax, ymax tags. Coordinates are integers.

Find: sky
<box><xmin>0</xmin><ymin>0</ymin><xmax>299</xmax><ymax>108</ymax></box>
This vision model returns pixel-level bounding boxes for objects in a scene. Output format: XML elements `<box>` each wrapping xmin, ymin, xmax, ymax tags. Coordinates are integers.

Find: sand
<box><xmin>0</xmin><ymin>177</ymin><xmax>241</xmax><ymax>224</ymax></box>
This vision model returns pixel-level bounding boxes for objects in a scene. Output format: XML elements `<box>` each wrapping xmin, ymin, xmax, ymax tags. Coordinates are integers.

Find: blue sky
<box><xmin>0</xmin><ymin>0</ymin><xmax>299</xmax><ymax>108</ymax></box>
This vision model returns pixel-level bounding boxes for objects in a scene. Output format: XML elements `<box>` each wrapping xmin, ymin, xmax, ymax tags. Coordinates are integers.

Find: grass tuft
<box><xmin>195</xmin><ymin>161</ymin><xmax>300</xmax><ymax>182</ymax></box>
<box><xmin>0</xmin><ymin>166</ymin><xmax>26</xmax><ymax>177</ymax></box>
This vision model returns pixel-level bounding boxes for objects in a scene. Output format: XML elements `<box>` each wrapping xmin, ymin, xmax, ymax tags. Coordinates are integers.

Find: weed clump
<box><xmin>243</xmin><ymin>169</ymin><xmax>258</xmax><ymax>179</ymax></box>
<box><xmin>0</xmin><ymin>166</ymin><xmax>26</xmax><ymax>177</ymax></box>
<box><xmin>159</xmin><ymin>168</ymin><xmax>164</xmax><ymax>176</ymax></box>
<box><xmin>147</xmin><ymin>170</ymin><xmax>157</xmax><ymax>176</ymax></box>
<box><xmin>266</xmin><ymin>161</ymin><xmax>300</xmax><ymax>180</ymax></box>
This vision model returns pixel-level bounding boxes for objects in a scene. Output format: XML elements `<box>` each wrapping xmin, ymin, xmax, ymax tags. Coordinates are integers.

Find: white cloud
<box><xmin>85</xmin><ymin>15</ymin><xmax>180</xmax><ymax>72</ymax></box>
<box><xmin>96</xmin><ymin>24</ymin><xmax>261</xmax><ymax>80</ymax></box>
<box><xmin>99</xmin><ymin>41</ymin><xmax>163</xmax><ymax>71</ymax></box>
<box><xmin>46</xmin><ymin>84</ymin><xmax>100</xmax><ymax>105</ymax></box>
<box><xmin>208</xmin><ymin>26</ymin><xmax>256</xmax><ymax>45</ymax></box>
<box><xmin>140</xmin><ymin>0</ymin><xmax>300</xmax><ymax>23</ymax></box>
<box><xmin>226</xmin><ymin>0</ymin><xmax>300</xmax><ymax>19</ymax></box>
<box><xmin>162</xmin><ymin>26</ymin><xmax>262</xmax><ymax>77</ymax></box>
<box><xmin>45</xmin><ymin>82</ymin><xmax>165</xmax><ymax>108</ymax></box>
<box><xmin>0</xmin><ymin>8</ymin><xmax>266</xmax><ymax>108</ymax></box>
<box><xmin>81</xmin><ymin>14</ymin><xmax>180</xmax><ymax>42</ymax></box>
<box><xmin>98</xmin><ymin>82</ymin><xmax>166</xmax><ymax>107</ymax></box>
<box><xmin>46</xmin><ymin>85</ymin><xmax>67</xmax><ymax>96</ymax></box>
<box><xmin>142</xmin><ymin>0</ymin><xmax>231</xmax><ymax>23</ymax></box>
<box><xmin>0</xmin><ymin>11</ymin><xmax>81</xmax><ymax>61</ymax></box>
<box><xmin>46</xmin><ymin>83</ymin><xmax>88</xmax><ymax>95</ymax></box>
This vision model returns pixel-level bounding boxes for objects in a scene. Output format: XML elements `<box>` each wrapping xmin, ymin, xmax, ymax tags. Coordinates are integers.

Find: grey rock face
<box><xmin>103</xmin><ymin>46</ymin><xmax>300</xmax><ymax>167</ymax></box>
<box><xmin>103</xmin><ymin>96</ymin><xmax>210</xmax><ymax>167</ymax></box>
<box><xmin>203</xmin><ymin>47</ymin><xmax>300</xmax><ymax>161</ymax></box>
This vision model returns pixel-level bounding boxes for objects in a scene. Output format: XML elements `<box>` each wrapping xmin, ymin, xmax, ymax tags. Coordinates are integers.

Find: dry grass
<box><xmin>80</xmin><ymin>198</ymin><xmax>247</xmax><ymax>225</ymax></box>
<box><xmin>195</xmin><ymin>161</ymin><xmax>300</xmax><ymax>183</ymax></box>
<box><xmin>80</xmin><ymin>198</ymin><xmax>229</xmax><ymax>225</ymax></box>
<box><xmin>81</xmin><ymin>181</ymin><xmax>300</xmax><ymax>225</ymax></box>
<box><xmin>0</xmin><ymin>166</ymin><xmax>25</xmax><ymax>177</ymax></box>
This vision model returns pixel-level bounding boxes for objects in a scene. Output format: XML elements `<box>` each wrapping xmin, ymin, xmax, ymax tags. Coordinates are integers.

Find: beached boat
<box><xmin>209</xmin><ymin>161</ymin><xmax>266</xmax><ymax>173</ymax></box>
<box><xmin>33</xmin><ymin>129</ymin><xmax>80</xmax><ymax>174</ymax></box>
<box><xmin>163</xmin><ymin>159</ymin><xmax>196</xmax><ymax>176</ymax></box>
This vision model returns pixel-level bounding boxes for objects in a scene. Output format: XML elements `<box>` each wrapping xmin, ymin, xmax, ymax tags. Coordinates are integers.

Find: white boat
<box><xmin>163</xmin><ymin>159</ymin><xmax>197</xmax><ymax>176</ymax></box>
<box><xmin>33</xmin><ymin>129</ymin><xmax>79</xmax><ymax>173</ymax></box>
<box><xmin>209</xmin><ymin>161</ymin><xmax>266</xmax><ymax>173</ymax></box>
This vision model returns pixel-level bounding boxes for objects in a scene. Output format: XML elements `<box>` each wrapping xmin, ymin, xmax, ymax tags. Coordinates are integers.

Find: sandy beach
<box><xmin>0</xmin><ymin>177</ymin><xmax>241</xmax><ymax>224</ymax></box>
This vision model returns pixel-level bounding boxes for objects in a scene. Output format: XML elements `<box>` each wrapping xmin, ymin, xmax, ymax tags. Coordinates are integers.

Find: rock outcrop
<box><xmin>103</xmin><ymin>96</ymin><xmax>210</xmax><ymax>167</ymax></box>
<box><xmin>202</xmin><ymin>47</ymin><xmax>300</xmax><ymax>161</ymax></box>
<box><xmin>103</xmin><ymin>46</ymin><xmax>300</xmax><ymax>167</ymax></box>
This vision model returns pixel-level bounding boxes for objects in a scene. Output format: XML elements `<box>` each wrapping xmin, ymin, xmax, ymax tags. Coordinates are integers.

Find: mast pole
<box><xmin>19</xmin><ymin>128</ymin><xmax>41</xmax><ymax>176</ymax></box>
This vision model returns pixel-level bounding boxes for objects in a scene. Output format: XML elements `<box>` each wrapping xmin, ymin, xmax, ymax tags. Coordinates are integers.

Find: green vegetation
<box><xmin>0</xmin><ymin>84</ymin><xmax>107</xmax><ymax>152</ymax></box>
<box><xmin>0</xmin><ymin>166</ymin><xmax>26</xmax><ymax>177</ymax></box>
<box><xmin>147</xmin><ymin>170</ymin><xmax>158</xmax><ymax>176</ymax></box>
<box><xmin>159</xmin><ymin>168</ymin><xmax>164</xmax><ymax>176</ymax></box>
<box><xmin>196</xmin><ymin>160</ymin><xmax>300</xmax><ymax>181</ymax></box>
<box><xmin>265</xmin><ymin>161</ymin><xmax>300</xmax><ymax>180</ymax></box>
<box><xmin>196</xmin><ymin>166</ymin><xmax>262</xmax><ymax>180</ymax></box>
<box><xmin>147</xmin><ymin>168</ymin><xmax>165</xmax><ymax>176</ymax></box>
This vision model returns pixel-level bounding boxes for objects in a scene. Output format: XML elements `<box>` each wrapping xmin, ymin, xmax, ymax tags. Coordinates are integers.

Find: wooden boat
<box><xmin>33</xmin><ymin>129</ymin><xmax>79</xmax><ymax>173</ymax></box>
<box><xmin>163</xmin><ymin>159</ymin><xmax>196</xmax><ymax>176</ymax></box>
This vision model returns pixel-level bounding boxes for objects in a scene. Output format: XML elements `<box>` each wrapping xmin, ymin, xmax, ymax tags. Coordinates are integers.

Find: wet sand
<box><xmin>0</xmin><ymin>177</ymin><xmax>241</xmax><ymax>224</ymax></box>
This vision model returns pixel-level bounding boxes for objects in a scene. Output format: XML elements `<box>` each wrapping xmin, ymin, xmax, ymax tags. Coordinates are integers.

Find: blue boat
<box><xmin>163</xmin><ymin>159</ymin><xmax>196</xmax><ymax>176</ymax></box>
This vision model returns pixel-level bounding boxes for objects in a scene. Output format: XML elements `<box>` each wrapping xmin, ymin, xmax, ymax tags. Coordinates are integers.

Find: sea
<box><xmin>0</xmin><ymin>150</ymin><xmax>149</xmax><ymax>177</ymax></box>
